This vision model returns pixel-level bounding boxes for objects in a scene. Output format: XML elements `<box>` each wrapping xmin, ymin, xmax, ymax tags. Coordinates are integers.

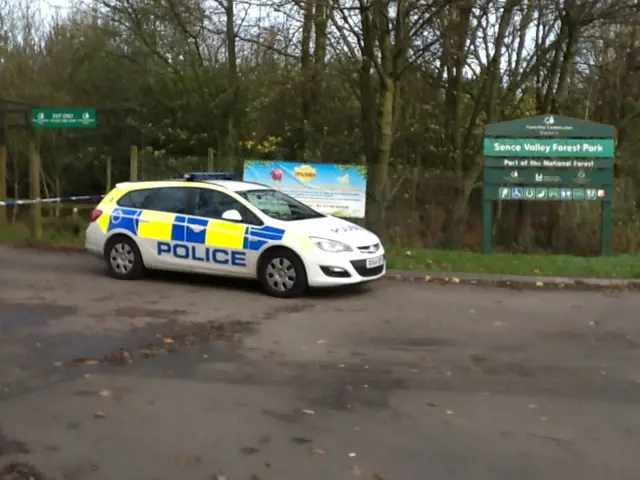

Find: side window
<box><xmin>117</xmin><ymin>188</ymin><xmax>152</xmax><ymax>208</ymax></box>
<box><xmin>194</xmin><ymin>189</ymin><xmax>262</xmax><ymax>225</ymax></box>
<box><xmin>137</xmin><ymin>187</ymin><xmax>190</xmax><ymax>214</ymax></box>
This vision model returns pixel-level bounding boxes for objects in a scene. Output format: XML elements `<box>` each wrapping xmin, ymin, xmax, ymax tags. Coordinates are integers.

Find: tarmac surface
<box><xmin>1</xmin><ymin>245</ymin><xmax>640</xmax><ymax>480</ymax></box>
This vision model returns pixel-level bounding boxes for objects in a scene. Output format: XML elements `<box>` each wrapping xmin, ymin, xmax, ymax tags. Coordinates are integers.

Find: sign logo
<box><xmin>548</xmin><ymin>188</ymin><xmax>560</xmax><ymax>200</ymax></box>
<box><xmin>598</xmin><ymin>189</ymin><xmax>606</xmax><ymax>198</ymax></box>
<box><xmin>573</xmin><ymin>188</ymin><xmax>585</xmax><ymax>200</ymax></box>
<box><xmin>499</xmin><ymin>187</ymin><xmax>510</xmax><ymax>199</ymax></box>
<box><xmin>536</xmin><ymin>188</ymin><xmax>547</xmax><ymax>199</ymax></box>
<box><xmin>510</xmin><ymin>170</ymin><xmax>518</xmax><ymax>178</ymax></box>
<box><xmin>560</xmin><ymin>189</ymin><xmax>572</xmax><ymax>200</ymax></box>
<box><xmin>511</xmin><ymin>188</ymin><xmax>523</xmax><ymax>199</ymax></box>
<box><xmin>535</xmin><ymin>173</ymin><xmax>543</xmax><ymax>182</ymax></box>
<box><xmin>586</xmin><ymin>189</ymin><xmax>597</xmax><ymax>200</ymax></box>
<box><xmin>544</xmin><ymin>115</ymin><xmax>555</xmax><ymax>125</ymax></box>
<box><xmin>293</xmin><ymin>165</ymin><xmax>317</xmax><ymax>183</ymax></box>
<box><xmin>82</xmin><ymin>112</ymin><xmax>90</xmax><ymax>120</ymax></box>
<box><xmin>37</xmin><ymin>112</ymin><xmax>44</xmax><ymax>120</ymax></box>
<box><xmin>524</xmin><ymin>188</ymin><xmax>535</xmax><ymax>199</ymax></box>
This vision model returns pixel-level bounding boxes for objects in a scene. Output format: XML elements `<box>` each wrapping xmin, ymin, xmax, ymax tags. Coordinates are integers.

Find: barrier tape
<box><xmin>0</xmin><ymin>195</ymin><xmax>104</xmax><ymax>207</ymax></box>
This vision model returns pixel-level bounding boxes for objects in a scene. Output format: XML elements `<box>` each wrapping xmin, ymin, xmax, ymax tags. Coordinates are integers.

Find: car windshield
<box><xmin>237</xmin><ymin>189</ymin><xmax>324</xmax><ymax>221</ymax></box>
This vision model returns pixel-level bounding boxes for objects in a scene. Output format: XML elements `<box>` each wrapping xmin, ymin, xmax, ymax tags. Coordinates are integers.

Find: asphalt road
<box><xmin>1</xmin><ymin>245</ymin><xmax>640</xmax><ymax>480</ymax></box>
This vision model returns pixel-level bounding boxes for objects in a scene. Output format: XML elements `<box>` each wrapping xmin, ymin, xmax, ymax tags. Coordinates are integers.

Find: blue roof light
<box><xmin>183</xmin><ymin>172</ymin><xmax>237</xmax><ymax>181</ymax></box>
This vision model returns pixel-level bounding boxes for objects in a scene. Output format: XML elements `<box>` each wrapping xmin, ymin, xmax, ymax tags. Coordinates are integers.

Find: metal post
<box><xmin>482</xmin><ymin>199</ymin><xmax>492</xmax><ymax>254</ymax></box>
<box><xmin>207</xmin><ymin>147</ymin><xmax>214</xmax><ymax>172</ymax></box>
<box><xmin>28</xmin><ymin>138</ymin><xmax>42</xmax><ymax>240</ymax></box>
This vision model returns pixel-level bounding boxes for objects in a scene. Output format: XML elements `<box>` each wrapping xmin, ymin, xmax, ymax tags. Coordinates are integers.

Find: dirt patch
<box><xmin>70</xmin><ymin>319</ymin><xmax>257</xmax><ymax>367</ymax></box>
<box><xmin>0</xmin><ymin>431</ymin><xmax>30</xmax><ymax>456</ymax></box>
<box><xmin>0</xmin><ymin>462</ymin><xmax>48</xmax><ymax>480</ymax></box>
<box><xmin>0</xmin><ymin>303</ymin><xmax>77</xmax><ymax>333</ymax></box>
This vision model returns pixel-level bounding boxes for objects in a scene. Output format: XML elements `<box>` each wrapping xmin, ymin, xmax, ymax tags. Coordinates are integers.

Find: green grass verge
<box><xmin>2</xmin><ymin>220</ymin><xmax>640</xmax><ymax>279</ymax></box>
<box><xmin>0</xmin><ymin>222</ymin><xmax>85</xmax><ymax>247</ymax></box>
<box><xmin>386</xmin><ymin>246</ymin><xmax>640</xmax><ymax>279</ymax></box>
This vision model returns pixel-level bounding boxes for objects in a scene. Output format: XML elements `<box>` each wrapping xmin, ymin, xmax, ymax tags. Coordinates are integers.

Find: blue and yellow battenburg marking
<box><xmin>105</xmin><ymin>207</ymin><xmax>287</xmax><ymax>254</ymax></box>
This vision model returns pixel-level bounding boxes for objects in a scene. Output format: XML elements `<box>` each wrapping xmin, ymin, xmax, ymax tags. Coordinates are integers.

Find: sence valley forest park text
<box><xmin>491</xmin><ymin>142</ymin><xmax>605</xmax><ymax>154</ymax></box>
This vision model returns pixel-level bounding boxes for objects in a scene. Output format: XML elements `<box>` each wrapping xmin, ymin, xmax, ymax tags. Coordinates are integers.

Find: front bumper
<box><xmin>305</xmin><ymin>250</ymin><xmax>386</xmax><ymax>287</ymax></box>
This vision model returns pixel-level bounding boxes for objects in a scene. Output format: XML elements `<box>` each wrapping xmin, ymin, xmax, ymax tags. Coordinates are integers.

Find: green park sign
<box><xmin>482</xmin><ymin>115</ymin><xmax>615</xmax><ymax>256</ymax></box>
<box><xmin>31</xmin><ymin>108</ymin><xmax>97</xmax><ymax>129</ymax></box>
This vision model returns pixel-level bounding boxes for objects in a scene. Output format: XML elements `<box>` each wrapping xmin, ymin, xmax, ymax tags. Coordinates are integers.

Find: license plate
<box><xmin>366</xmin><ymin>256</ymin><xmax>384</xmax><ymax>269</ymax></box>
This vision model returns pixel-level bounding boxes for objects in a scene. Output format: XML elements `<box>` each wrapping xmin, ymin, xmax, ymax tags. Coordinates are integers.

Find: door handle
<box><xmin>138</xmin><ymin>218</ymin><xmax>150</xmax><ymax>223</ymax></box>
<box><xmin>188</xmin><ymin>225</ymin><xmax>205</xmax><ymax>232</ymax></box>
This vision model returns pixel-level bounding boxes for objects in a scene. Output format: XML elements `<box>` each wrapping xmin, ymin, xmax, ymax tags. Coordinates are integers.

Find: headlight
<box><xmin>309</xmin><ymin>237</ymin><xmax>353</xmax><ymax>253</ymax></box>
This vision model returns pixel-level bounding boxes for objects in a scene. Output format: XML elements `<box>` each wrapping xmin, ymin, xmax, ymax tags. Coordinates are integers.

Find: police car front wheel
<box><xmin>258</xmin><ymin>248</ymin><xmax>307</xmax><ymax>298</ymax></box>
<box><xmin>105</xmin><ymin>236</ymin><xmax>145</xmax><ymax>280</ymax></box>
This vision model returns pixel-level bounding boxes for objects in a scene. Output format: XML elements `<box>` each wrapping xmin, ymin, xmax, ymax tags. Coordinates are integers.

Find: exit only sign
<box><xmin>31</xmin><ymin>109</ymin><xmax>97</xmax><ymax>129</ymax></box>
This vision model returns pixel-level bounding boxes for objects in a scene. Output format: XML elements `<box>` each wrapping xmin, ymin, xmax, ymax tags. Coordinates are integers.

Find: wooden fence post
<box><xmin>0</xmin><ymin>144</ymin><xmax>6</xmax><ymax>229</ymax></box>
<box><xmin>106</xmin><ymin>157</ymin><xmax>112</xmax><ymax>192</ymax></box>
<box><xmin>130</xmin><ymin>145</ymin><xmax>138</xmax><ymax>181</ymax></box>
<box><xmin>207</xmin><ymin>147</ymin><xmax>215</xmax><ymax>172</ymax></box>
<box><xmin>28</xmin><ymin>138</ymin><xmax>42</xmax><ymax>240</ymax></box>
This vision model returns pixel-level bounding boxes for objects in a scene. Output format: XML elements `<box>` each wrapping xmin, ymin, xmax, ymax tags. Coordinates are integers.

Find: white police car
<box><xmin>85</xmin><ymin>172</ymin><xmax>386</xmax><ymax>297</ymax></box>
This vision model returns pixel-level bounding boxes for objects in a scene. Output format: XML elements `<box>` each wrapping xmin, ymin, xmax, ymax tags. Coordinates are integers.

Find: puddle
<box><xmin>0</xmin><ymin>303</ymin><xmax>77</xmax><ymax>333</ymax></box>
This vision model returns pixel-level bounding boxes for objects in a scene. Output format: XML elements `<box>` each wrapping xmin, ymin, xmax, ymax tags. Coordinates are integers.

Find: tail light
<box><xmin>89</xmin><ymin>209</ymin><xmax>103</xmax><ymax>222</ymax></box>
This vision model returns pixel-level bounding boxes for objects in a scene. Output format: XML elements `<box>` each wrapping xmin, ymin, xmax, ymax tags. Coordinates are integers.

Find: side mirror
<box><xmin>221</xmin><ymin>209</ymin><xmax>243</xmax><ymax>222</ymax></box>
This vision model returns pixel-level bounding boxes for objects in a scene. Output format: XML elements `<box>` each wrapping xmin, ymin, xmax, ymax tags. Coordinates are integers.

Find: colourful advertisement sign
<box><xmin>242</xmin><ymin>160</ymin><xmax>367</xmax><ymax>218</ymax></box>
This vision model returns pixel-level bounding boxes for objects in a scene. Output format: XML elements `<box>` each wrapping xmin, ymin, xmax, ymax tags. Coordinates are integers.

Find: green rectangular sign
<box><xmin>31</xmin><ymin>109</ymin><xmax>97</xmax><ymax>129</ymax></box>
<box><xmin>483</xmin><ymin>168</ymin><xmax>613</xmax><ymax>186</ymax></box>
<box><xmin>483</xmin><ymin>138</ymin><xmax>614</xmax><ymax>158</ymax></box>
<box><xmin>483</xmin><ymin>158</ymin><xmax>613</xmax><ymax>168</ymax></box>
<box><xmin>484</xmin><ymin>185</ymin><xmax>611</xmax><ymax>201</ymax></box>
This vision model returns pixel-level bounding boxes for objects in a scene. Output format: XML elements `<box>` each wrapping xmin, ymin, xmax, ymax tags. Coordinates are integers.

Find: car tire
<box><xmin>258</xmin><ymin>248</ymin><xmax>308</xmax><ymax>298</ymax></box>
<box><xmin>104</xmin><ymin>235</ymin><xmax>146</xmax><ymax>280</ymax></box>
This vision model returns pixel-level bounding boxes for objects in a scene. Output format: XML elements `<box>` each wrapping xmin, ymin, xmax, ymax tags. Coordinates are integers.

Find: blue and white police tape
<box><xmin>0</xmin><ymin>194</ymin><xmax>104</xmax><ymax>207</ymax></box>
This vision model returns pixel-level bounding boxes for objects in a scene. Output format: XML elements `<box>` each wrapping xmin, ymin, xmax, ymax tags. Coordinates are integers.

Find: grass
<box><xmin>0</xmin><ymin>221</ymin><xmax>85</xmax><ymax>247</ymax></box>
<box><xmin>2</xmin><ymin>216</ymin><xmax>640</xmax><ymax>279</ymax></box>
<box><xmin>386</xmin><ymin>246</ymin><xmax>640</xmax><ymax>279</ymax></box>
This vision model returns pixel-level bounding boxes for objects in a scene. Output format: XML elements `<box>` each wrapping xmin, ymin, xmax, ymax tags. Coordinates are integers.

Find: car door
<box><xmin>191</xmin><ymin>188</ymin><xmax>263</xmax><ymax>277</ymax></box>
<box><xmin>134</xmin><ymin>186</ymin><xmax>193</xmax><ymax>271</ymax></box>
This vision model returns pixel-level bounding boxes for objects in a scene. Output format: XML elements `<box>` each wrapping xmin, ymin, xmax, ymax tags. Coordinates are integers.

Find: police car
<box><xmin>85</xmin><ymin>173</ymin><xmax>386</xmax><ymax>297</ymax></box>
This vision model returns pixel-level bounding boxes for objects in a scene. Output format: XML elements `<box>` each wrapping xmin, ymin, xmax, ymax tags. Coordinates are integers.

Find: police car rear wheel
<box><xmin>105</xmin><ymin>236</ymin><xmax>145</xmax><ymax>280</ymax></box>
<box><xmin>259</xmin><ymin>249</ymin><xmax>307</xmax><ymax>298</ymax></box>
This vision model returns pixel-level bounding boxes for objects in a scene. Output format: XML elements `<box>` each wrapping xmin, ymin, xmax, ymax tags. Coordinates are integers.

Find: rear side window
<box><xmin>117</xmin><ymin>187</ymin><xmax>190</xmax><ymax>214</ymax></box>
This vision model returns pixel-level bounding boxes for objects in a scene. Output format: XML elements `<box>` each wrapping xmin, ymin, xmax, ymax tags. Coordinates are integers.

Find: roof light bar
<box><xmin>183</xmin><ymin>172</ymin><xmax>237</xmax><ymax>181</ymax></box>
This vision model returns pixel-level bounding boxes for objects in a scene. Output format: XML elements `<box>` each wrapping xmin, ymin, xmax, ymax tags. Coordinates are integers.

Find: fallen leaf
<box><xmin>350</xmin><ymin>465</ymin><xmax>363</xmax><ymax>476</ymax></box>
<box><xmin>98</xmin><ymin>389</ymin><xmax>111</xmax><ymax>397</ymax></box>
<box><xmin>493</xmin><ymin>321</ymin><xmax>505</xmax><ymax>326</ymax></box>
<box><xmin>348</xmin><ymin>452</ymin><xmax>356</xmax><ymax>457</ymax></box>
<box><xmin>174</xmin><ymin>453</ymin><xmax>202</xmax><ymax>467</ymax></box>
<box><xmin>317</xmin><ymin>339</ymin><xmax>327</xmax><ymax>344</ymax></box>
<box><xmin>240</xmin><ymin>447</ymin><xmax>260</xmax><ymax>455</ymax></box>
<box><xmin>291</xmin><ymin>437</ymin><xmax>312</xmax><ymax>445</ymax></box>
<box><xmin>535</xmin><ymin>281</ymin><xmax>544</xmax><ymax>287</ymax></box>
<box><xmin>163</xmin><ymin>337</ymin><xmax>174</xmax><ymax>344</ymax></box>
<box><xmin>72</xmin><ymin>358</ymin><xmax>100</xmax><ymax>365</ymax></box>
<box><xmin>54</xmin><ymin>361</ymin><xmax>63</xmax><ymax>367</ymax></box>
<box><xmin>311</xmin><ymin>448</ymin><xmax>325</xmax><ymax>456</ymax></box>
<box><xmin>301</xmin><ymin>409</ymin><xmax>315</xmax><ymax>415</ymax></box>
<box><xmin>424</xmin><ymin>275</ymin><xmax>431</xmax><ymax>282</ymax></box>
<box><xmin>426</xmin><ymin>402</ymin><xmax>438</xmax><ymax>407</ymax></box>
<box><xmin>446</xmin><ymin>409</ymin><xmax>454</xmax><ymax>415</ymax></box>
<box><xmin>533</xmin><ymin>268</ymin><xmax>540</xmax><ymax>274</ymax></box>
<box><xmin>93</xmin><ymin>411</ymin><xmax>106</xmax><ymax>419</ymax></box>
<box><xmin>450</xmin><ymin>277</ymin><xmax>460</xmax><ymax>284</ymax></box>
<box><xmin>540</xmin><ymin>416</ymin><xmax>548</xmax><ymax>421</ymax></box>
<box><xmin>216</xmin><ymin>476</ymin><xmax>227</xmax><ymax>480</ymax></box>
<box><xmin>529</xmin><ymin>404</ymin><xmax>537</xmax><ymax>408</ymax></box>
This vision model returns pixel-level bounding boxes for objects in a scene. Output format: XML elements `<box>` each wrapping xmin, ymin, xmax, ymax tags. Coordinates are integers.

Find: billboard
<box><xmin>242</xmin><ymin>160</ymin><xmax>367</xmax><ymax>218</ymax></box>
